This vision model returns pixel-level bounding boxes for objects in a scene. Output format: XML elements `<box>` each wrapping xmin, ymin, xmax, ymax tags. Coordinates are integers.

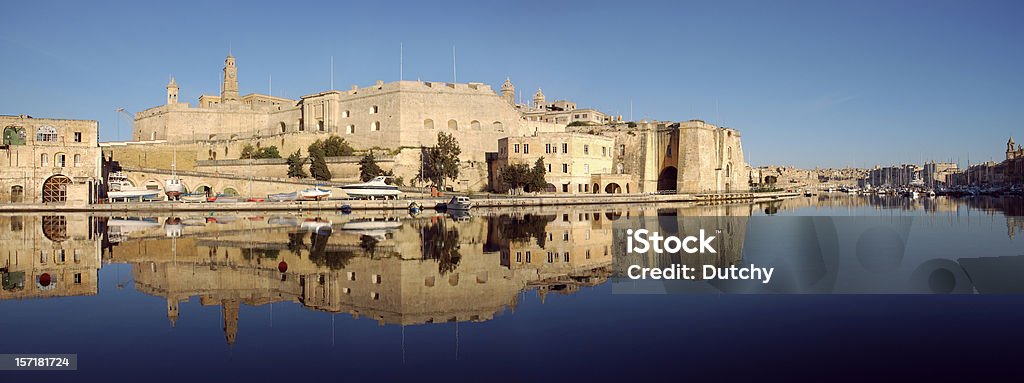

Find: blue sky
<box><xmin>1</xmin><ymin>0</ymin><xmax>1021</xmax><ymax>168</ymax></box>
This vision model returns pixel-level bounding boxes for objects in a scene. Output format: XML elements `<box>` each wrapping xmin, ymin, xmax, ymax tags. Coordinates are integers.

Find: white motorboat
<box><xmin>268</xmin><ymin>192</ymin><xmax>298</xmax><ymax>202</ymax></box>
<box><xmin>339</xmin><ymin>176</ymin><xmax>400</xmax><ymax>199</ymax></box>
<box><xmin>300</xmin><ymin>187</ymin><xmax>332</xmax><ymax>200</ymax></box>
<box><xmin>180</xmin><ymin>192</ymin><xmax>207</xmax><ymax>203</ymax></box>
<box><xmin>107</xmin><ymin>172</ymin><xmax>160</xmax><ymax>201</ymax></box>
<box><xmin>446</xmin><ymin>196</ymin><xmax>473</xmax><ymax>210</ymax></box>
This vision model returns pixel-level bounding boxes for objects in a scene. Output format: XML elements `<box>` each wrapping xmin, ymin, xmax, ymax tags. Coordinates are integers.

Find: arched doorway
<box><xmin>544</xmin><ymin>183</ymin><xmax>556</xmax><ymax>193</ymax></box>
<box><xmin>604</xmin><ymin>183</ymin><xmax>622</xmax><ymax>194</ymax></box>
<box><xmin>42</xmin><ymin>175</ymin><xmax>72</xmax><ymax>203</ymax></box>
<box><xmin>657</xmin><ymin>166</ymin><xmax>677</xmax><ymax>192</ymax></box>
<box><xmin>592</xmin><ymin>183</ymin><xmax>600</xmax><ymax>194</ymax></box>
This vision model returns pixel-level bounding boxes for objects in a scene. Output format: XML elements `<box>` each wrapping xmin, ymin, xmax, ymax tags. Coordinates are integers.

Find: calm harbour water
<box><xmin>2</xmin><ymin>195</ymin><xmax>1023</xmax><ymax>380</ymax></box>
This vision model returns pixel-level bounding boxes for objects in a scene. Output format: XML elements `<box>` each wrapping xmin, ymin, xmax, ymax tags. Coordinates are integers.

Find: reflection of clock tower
<box><xmin>221</xmin><ymin>54</ymin><xmax>240</xmax><ymax>102</ymax></box>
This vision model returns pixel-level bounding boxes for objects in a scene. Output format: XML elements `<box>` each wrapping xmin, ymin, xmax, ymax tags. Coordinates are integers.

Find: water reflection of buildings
<box><xmin>0</xmin><ymin>215</ymin><xmax>101</xmax><ymax>300</ymax></box>
<box><xmin>97</xmin><ymin>213</ymin><xmax>618</xmax><ymax>344</ymax></box>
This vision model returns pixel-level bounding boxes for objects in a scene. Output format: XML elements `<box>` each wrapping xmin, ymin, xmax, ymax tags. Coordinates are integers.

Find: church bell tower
<box><xmin>221</xmin><ymin>54</ymin><xmax>240</xmax><ymax>102</ymax></box>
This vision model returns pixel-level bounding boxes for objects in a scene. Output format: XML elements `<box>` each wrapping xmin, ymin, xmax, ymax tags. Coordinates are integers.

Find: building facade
<box><xmin>492</xmin><ymin>132</ymin><xmax>637</xmax><ymax>194</ymax></box>
<box><xmin>1</xmin><ymin>115</ymin><xmax>102</xmax><ymax>205</ymax></box>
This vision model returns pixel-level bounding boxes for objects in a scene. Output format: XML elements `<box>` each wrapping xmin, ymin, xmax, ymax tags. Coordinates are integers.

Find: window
<box><xmin>602</xmin><ymin>147</ymin><xmax>606</xmax><ymax>156</ymax></box>
<box><xmin>516</xmin><ymin>252</ymin><xmax>522</xmax><ymax>263</ymax></box>
<box><xmin>74</xmin><ymin>132</ymin><xmax>82</xmax><ymax>142</ymax></box>
<box><xmin>317</xmin><ymin>120</ymin><xmax>325</xmax><ymax>132</ymax></box>
<box><xmin>470</xmin><ymin>120</ymin><xmax>481</xmax><ymax>130</ymax></box>
<box><xmin>562</xmin><ymin>143</ymin><xmax>568</xmax><ymax>153</ymax></box>
<box><xmin>565</xmin><ymin>252</ymin><xmax>571</xmax><ymax>262</ymax></box>
<box><xmin>370</xmin><ymin>105</ymin><xmax>379</xmax><ymax>114</ymax></box>
<box><xmin>74</xmin><ymin>273</ymin><xmax>82</xmax><ymax>284</ymax></box>
<box><xmin>525</xmin><ymin>251</ymin><xmax>531</xmax><ymax>263</ymax></box>
<box><xmin>547</xmin><ymin>252</ymin><xmax>553</xmax><ymax>263</ymax></box>
<box><xmin>666</xmin><ymin>145</ymin><xmax>672</xmax><ymax>156</ymax></box>
<box><xmin>562</xmin><ymin>163</ymin><xmax>568</xmax><ymax>173</ymax></box>
<box><xmin>74</xmin><ymin>154</ymin><xmax>81</xmax><ymax>166</ymax></box>
<box><xmin>346</xmin><ymin>125</ymin><xmax>355</xmax><ymax>134</ymax></box>
<box><xmin>562</xmin><ymin>232</ymin><xmax>569</xmax><ymax>241</ymax></box>
<box><xmin>448</xmin><ymin>119</ymin><xmax>458</xmax><ymax>130</ymax></box>
<box><xmin>493</xmin><ymin>121</ymin><xmax>504</xmax><ymax>132</ymax></box>
<box><xmin>562</xmin><ymin>184</ymin><xmax>569</xmax><ymax>192</ymax></box>
<box><xmin>372</xmin><ymin>121</ymin><xmax>381</xmax><ymax>131</ymax></box>
<box><xmin>523</xmin><ymin>144</ymin><xmax>529</xmax><ymax>154</ymax></box>
<box><xmin>584</xmin><ymin>164</ymin><xmax>589</xmax><ymax>173</ymax></box>
<box><xmin>619</xmin><ymin>144</ymin><xmax>625</xmax><ymax>156</ymax></box>
<box><xmin>546</xmin><ymin>164</ymin><xmax>552</xmax><ymax>172</ymax></box>
<box><xmin>514</xmin><ymin>144</ymin><xmax>520</xmax><ymax>153</ymax></box>
<box><xmin>424</xmin><ymin>119</ymin><xmax>434</xmax><ymax>129</ymax></box>
<box><xmin>347</xmin><ymin>271</ymin><xmax>356</xmax><ymax>281</ymax></box>
<box><xmin>584</xmin><ymin>145</ymin><xmax>589</xmax><ymax>155</ymax></box>
<box><xmin>545</xmin><ymin>144</ymin><xmax>551</xmax><ymax>153</ymax></box>
<box><xmin>343</xmin><ymin>110</ymin><xmax>350</xmax><ymax>118</ymax></box>
<box><xmin>40</xmin><ymin>153</ymin><xmax>49</xmax><ymax>166</ymax></box>
<box><xmin>10</xmin><ymin>186</ymin><xmax>24</xmax><ymax>203</ymax></box>
<box><xmin>36</xmin><ymin>126</ymin><xmax>57</xmax><ymax>142</ymax></box>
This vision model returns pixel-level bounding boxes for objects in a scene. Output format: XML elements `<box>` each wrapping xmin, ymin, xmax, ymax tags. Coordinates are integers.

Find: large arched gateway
<box><xmin>657</xmin><ymin>166</ymin><xmax>677</xmax><ymax>192</ymax></box>
<box><xmin>42</xmin><ymin>175</ymin><xmax>72</xmax><ymax>203</ymax></box>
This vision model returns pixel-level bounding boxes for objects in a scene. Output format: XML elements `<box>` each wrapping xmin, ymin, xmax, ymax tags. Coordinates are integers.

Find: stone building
<box><xmin>1</xmin><ymin>115</ymin><xmax>102</xmax><ymax>205</ymax></box>
<box><xmin>127</xmin><ymin>54</ymin><xmax>748</xmax><ymax>194</ymax></box>
<box><xmin>492</xmin><ymin>132</ymin><xmax>637</xmax><ymax>194</ymax></box>
<box><xmin>570</xmin><ymin>120</ymin><xmax>748</xmax><ymax>194</ymax></box>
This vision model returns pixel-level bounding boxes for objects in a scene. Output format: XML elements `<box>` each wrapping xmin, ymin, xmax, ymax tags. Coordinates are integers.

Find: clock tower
<box><xmin>221</xmin><ymin>54</ymin><xmax>239</xmax><ymax>102</ymax></box>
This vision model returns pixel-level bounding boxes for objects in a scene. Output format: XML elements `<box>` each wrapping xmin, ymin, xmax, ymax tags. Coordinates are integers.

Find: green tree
<box><xmin>420</xmin><ymin>132</ymin><xmax>461</xmax><ymax>190</ymax></box>
<box><xmin>259</xmin><ymin>146</ymin><xmax>281</xmax><ymax>159</ymax></box>
<box><xmin>308</xmin><ymin>142</ymin><xmax>332</xmax><ymax>181</ymax></box>
<box><xmin>324</xmin><ymin>135</ymin><xmax>355</xmax><ymax>157</ymax></box>
<box><xmin>529</xmin><ymin>157</ymin><xmax>547</xmax><ymax>192</ymax></box>
<box><xmin>501</xmin><ymin>163</ymin><xmax>532</xmax><ymax>194</ymax></box>
<box><xmin>359</xmin><ymin>153</ymin><xmax>383</xmax><ymax>181</ymax></box>
<box><xmin>286</xmin><ymin>150</ymin><xmax>308</xmax><ymax>178</ymax></box>
<box><xmin>240</xmin><ymin>144</ymin><xmax>256</xmax><ymax>159</ymax></box>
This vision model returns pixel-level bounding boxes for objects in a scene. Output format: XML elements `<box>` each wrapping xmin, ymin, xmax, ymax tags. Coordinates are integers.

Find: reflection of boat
<box><xmin>300</xmin><ymin>218</ymin><xmax>333</xmax><ymax>234</ymax></box>
<box><xmin>300</xmin><ymin>187</ymin><xmax>332</xmax><ymax>201</ymax></box>
<box><xmin>339</xmin><ymin>176</ymin><xmax>400</xmax><ymax>199</ymax></box>
<box><xmin>446</xmin><ymin>196</ymin><xmax>473</xmax><ymax>210</ymax></box>
<box><xmin>341</xmin><ymin>218</ymin><xmax>403</xmax><ymax>231</ymax></box>
<box><xmin>108</xmin><ymin>217</ymin><xmax>161</xmax><ymax>228</ymax></box>
<box><xmin>449</xmin><ymin>209</ymin><xmax>472</xmax><ymax>221</ymax></box>
<box><xmin>164</xmin><ymin>217</ymin><xmax>183</xmax><ymax>237</ymax></box>
<box><xmin>268</xmin><ymin>192</ymin><xmax>298</xmax><ymax>202</ymax></box>
<box><xmin>268</xmin><ymin>216</ymin><xmax>300</xmax><ymax>226</ymax></box>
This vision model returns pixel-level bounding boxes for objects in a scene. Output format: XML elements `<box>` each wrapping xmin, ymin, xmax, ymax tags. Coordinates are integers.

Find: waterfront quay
<box><xmin>0</xmin><ymin>191</ymin><xmax>798</xmax><ymax>213</ymax></box>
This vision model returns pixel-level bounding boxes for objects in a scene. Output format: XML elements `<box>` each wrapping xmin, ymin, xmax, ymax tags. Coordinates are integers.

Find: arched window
<box><xmin>36</xmin><ymin>126</ymin><xmax>57</xmax><ymax>142</ymax></box>
<box><xmin>726</xmin><ymin>163</ymin><xmax>731</xmax><ymax>177</ymax></box>
<box><xmin>370</xmin><ymin>106</ymin><xmax>379</xmax><ymax>114</ymax></box>
<box><xmin>55</xmin><ymin>153</ymin><xmax>66</xmax><ymax>168</ymax></box>
<box><xmin>40</xmin><ymin>153</ymin><xmax>49</xmax><ymax>166</ymax></box>
<box><xmin>493</xmin><ymin>121</ymin><xmax>503</xmax><ymax>132</ymax></box>
<box><xmin>346</xmin><ymin>125</ymin><xmax>355</xmax><ymax>134</ymax></box>
<box><xmin>424</xmin><ymin>119</ymin><xmax>434</xmax><ymax>129</ymax></box>
<box><xmin>470</xmin><ymin>120</ymin><xmax>481</xmax><ymax>130</ymax></box>
<box><xmin>343</xmin><ymin>110</ymin><xmax>350</xmax><ymax>118</ymax></box>
<box><xmin>73</xmin><ymin>154</ymin><xmax>81</xmax><ymax>167</ymax></box>
<box><xmin>448</xmin><ymin>120</ymin><xmax>458</xmax><ymax>130</ymax></box>
<box><xmin>371</xmin><ymin>121</ymin><xmax>381</xmax><ymax>131</ymax></box>
<box><xmin>280</xmin><ymin>122</ymin><xmax>287</xmax><ymax>133</ymax></box>
<box><xmin>3</xmin><ymin>126</ymin><xmax>26</xmax><ymax>146</ymax></box>
<box><xmin>223</xmin><ymin>187</ymin><xmax>239</xmax><ymax>196</ymax></box>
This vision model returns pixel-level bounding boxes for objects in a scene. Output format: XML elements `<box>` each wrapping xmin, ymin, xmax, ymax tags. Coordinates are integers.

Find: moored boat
<box><xmin>268</xmin><ymin>192</ymin><xmax>298</xmax><ymax>202</ymax></box>
<box><xmin>300</xmin><ymin>187</ymin><xmax>332</xmax><ymax>200</ymax></box>
<box><xmin>446</xmin><ymin>196</ymin><xmax>473</xmax><ymax>210</ymax></box>
<box><xmin>339</xmin><ymin>176</ymin><xmax>400</xmax><ymax>199</ymax></box>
